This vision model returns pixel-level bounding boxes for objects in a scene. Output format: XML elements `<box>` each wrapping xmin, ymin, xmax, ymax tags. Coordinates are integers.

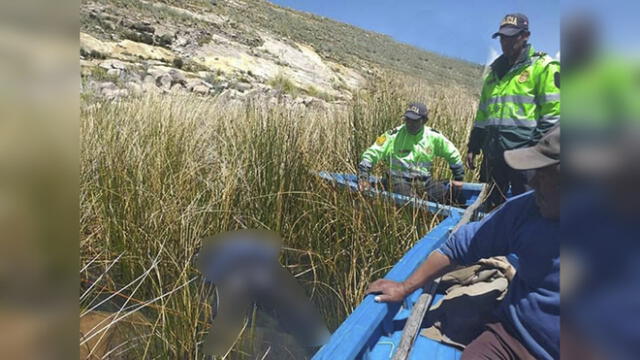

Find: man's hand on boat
<box><xmin>451</xmin><ymin>179</ymin><xmax>464</xmax><ymax>190</ymax></box>
<box><xmin>366</xmin><ymin>252</ymin><xmax>454</xmax><ymax>303</ymax></box>
<box><xmin>366</xmin><ymin>279</ymin><xmax>409</xmax><ymax>303</ymax></box>
<box><xmin>358</xmin><ymin>179</ymin><xmax>371</xmax><ymax>192</ymax></box>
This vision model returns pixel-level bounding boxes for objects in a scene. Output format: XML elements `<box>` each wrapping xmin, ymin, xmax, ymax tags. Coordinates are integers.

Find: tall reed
<box><xmin>80</xmin><ymin>77</ymin><xmax>478</xmax><ymax>358</ymax></box>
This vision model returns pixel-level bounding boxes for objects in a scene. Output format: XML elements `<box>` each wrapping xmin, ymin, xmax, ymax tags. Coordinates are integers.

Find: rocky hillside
<box><xmin>80</xmin><ymin>0</ymin><xmax>482</xmax><ymax>106</ymax></box>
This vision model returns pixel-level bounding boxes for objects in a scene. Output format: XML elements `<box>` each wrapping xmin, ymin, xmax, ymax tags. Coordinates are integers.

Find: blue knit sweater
<box><xmin>437</xmin><ymin>191</ymin><xmax>559</xmax><ymax>359</ymax></box>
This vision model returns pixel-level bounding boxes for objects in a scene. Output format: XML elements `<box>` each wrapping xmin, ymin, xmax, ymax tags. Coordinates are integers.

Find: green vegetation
<box><xmin>196</xmin><ymin>32</ymin><xmax>213</xmax><ymax>47</ymax></box>
<box><xmin>268</xmin><ymin>74</ymin><xmax>341</xmax><ymax>101</ymax></box>
<box><xmin>305</xmin><ymin>85</ymin><xmax>333</xmax><ymax>102</ymax></box>
<box><xmin>203</xmin><ymin>72</ymin><xmax>219</xmax><ymax>86</ymax></box>
<box><xmin>219</xmin><ymin>0</ymin><xmax>483</xmax><ymax>92</ymax></box>
<box><xmin>80</xmin><ymin>76</ymin><xmax>479</xmax><ymax>358</ymax></box>
<box><xmin>82</xmin><ymin>0</ymin><xmax>482</xmax><ymax>92</ymax></box>
<box><xmin>183</xmin><ymin>58</ymin><xmax>212</xmax><ymax>73</ymax></box>
<box><xmin>86</xmin><ymin>66</ymin><xmax>123</xmax><ymax>85</ymax></box>
<box><xmin>108</xmin><ymin>0</ymin><xmax>207</xmax><ymax>23</ymax></box>
<box><xmin>268</xmin><ymin>73</ymin><xmax>300</xmax><ymax>97</ymax></box>
<box><xmin>331</xmin><ymin>76</ymin><xmax>350</xmax><ymax>93</ymax></box>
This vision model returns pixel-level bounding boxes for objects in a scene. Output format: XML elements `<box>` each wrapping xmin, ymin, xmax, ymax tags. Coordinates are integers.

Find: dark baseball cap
<box><xmin>504</xmin><ymin>125</ymin><xmax>560</xmax><ymax>170</ymax></box>
<box><xmin>404</xmin><ymin>102</ymin><xmax>428</xmax><ymax>120</ymax></box>
<box><xmin>492</xmin><ymin>13</ymin><xmax>529</xmax><ymax>38</ymax></box>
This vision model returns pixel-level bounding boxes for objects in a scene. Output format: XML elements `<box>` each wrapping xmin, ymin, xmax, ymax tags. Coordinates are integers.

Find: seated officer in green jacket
<box><xmin>357</xmin><ymin>102</ymin><xmax>465</xmax><ymax>203</ymax></box>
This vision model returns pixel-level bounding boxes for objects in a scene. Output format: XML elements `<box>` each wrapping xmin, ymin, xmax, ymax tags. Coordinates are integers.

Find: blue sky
<box><xmin>268</xmin><ymin>0</ymin><xmax>560</xmax><ymax>65</ymax></box>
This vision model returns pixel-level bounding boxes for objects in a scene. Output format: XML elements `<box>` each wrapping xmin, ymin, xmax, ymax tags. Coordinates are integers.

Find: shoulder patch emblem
<box><xmin>375</xmin><ymin>134</ymin><xmax>387</xmax><ymax>146</ymax></box>
<box><xmin>518</xmin><ymin>70</ymin><xmax>530</xmax><ymax>83</ymax></box>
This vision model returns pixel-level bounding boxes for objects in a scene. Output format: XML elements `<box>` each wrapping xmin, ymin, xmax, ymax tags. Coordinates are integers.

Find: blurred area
<box><xmin>0</xmin><ymin>0</ymin><xmax>79</xmax><ymax>359</ymax></box>
<box><xmin>562</xmin><ymin>2</ymin><xmax>640</xmax><ymax>359</ymax></box>
<box><xmin>198</xmin><ymin>230</ymin><xmax>329</xmax><ymax>358</ymax></box>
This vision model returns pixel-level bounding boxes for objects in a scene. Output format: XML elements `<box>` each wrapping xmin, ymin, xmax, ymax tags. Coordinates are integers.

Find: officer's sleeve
<box><xmin>468</xmin><ymin>81</ymin><xmax>490</xmax><ymax>154</ymax></box>
<box><xmin>532</xmin><ymin>59</ymin><xmax>561</xmax><ymax>143</ymax></box>
<box><xmin>358</xmin><ymin>133</ymin><xmax>388</xmax><ymax>181</ymax></box>
<box><xmin>434</xmin><ymin>134</ymin><xmax>465</xmax><ymax>181</ymax></box>
<box><xmin>467</xmin><ymin>127</ymin><xmax>486</xmax><ymax>155</ymax></box>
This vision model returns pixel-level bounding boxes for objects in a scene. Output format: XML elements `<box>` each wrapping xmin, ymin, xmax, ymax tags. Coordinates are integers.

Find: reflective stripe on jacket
<box><xmin>358</xmin><ymin>125</ymin><xmax>464</xmax><ymax>181</ymax></box>
<box><xmin>469</xmin><ymin>45</ymin><xmax>560</xmax><ymax>158</ymax></box>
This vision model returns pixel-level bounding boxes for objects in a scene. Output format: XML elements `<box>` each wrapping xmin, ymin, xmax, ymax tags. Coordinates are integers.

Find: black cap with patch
<box><xmin>492</xmin><ymin>13</ymin><xmax>529</xmax><ymax>38</ymax></box>
<box><xmin>404</xmin><ymin>102</ymin><xmax>428</xmax><ymax>120</ymax></box>
<box><xmin>504</xmin><ymin>125</ymin><xmax>560</xmax><ymax>170</ymax></box>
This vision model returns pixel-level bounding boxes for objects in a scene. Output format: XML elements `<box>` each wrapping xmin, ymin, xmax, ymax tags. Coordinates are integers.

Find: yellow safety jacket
<box><xmin>468</xmin><ymin>45</ymin><xmax>560</xmax><ymax>159</ymax></box>
<box><xmin>358</xmin><ymin>125</ymin><xmax>464</xmax><ymax>181</ymax></box>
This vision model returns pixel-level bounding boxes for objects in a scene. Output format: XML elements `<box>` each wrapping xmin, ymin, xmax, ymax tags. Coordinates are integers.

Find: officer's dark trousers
<box><xmin>480</xmin><ymin>154</ymin><xmax>530</xmax><ymax>210</ymax></box>
<box><xmin>382</xmin><ymin>176</ymin><xmax>463</xmax><ymax>205</ymax></box>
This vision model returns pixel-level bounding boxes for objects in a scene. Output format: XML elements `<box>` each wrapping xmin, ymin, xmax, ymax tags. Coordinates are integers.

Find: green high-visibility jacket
<box><xmin>468</xmin><ymin>45</ymin><xmax>560</xmax><ymax>159</ymax></box>
<box><xmin>358</xmin><ymin>125</ymin><xmax>465</xmax><ymax>181</ymax></box>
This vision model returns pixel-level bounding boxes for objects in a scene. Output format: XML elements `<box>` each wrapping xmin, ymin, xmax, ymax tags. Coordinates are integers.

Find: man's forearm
<box><xmin>402</xmin><ymin>251</ymin><xmax>455</xmax><ymax>294</ymax></box>
<box><xmin>450</xmin><ymin>163</ymin><xmax>465</xmax><ymax>181</ymax></box>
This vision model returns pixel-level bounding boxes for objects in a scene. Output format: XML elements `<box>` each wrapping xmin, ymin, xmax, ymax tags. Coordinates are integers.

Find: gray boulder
<box><xmin>155</xmin><ymin>74</ymin><xmax>172</xmax><ymax>89</ymax></box>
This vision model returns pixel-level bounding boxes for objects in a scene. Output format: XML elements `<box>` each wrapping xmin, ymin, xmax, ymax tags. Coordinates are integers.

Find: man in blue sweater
<box><xmin>367</xmin><ymin>126</ymin><xmax>560</xmax><ymax>359</ymax></box>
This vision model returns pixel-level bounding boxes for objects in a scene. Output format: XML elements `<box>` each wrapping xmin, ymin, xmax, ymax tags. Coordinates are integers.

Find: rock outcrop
<box><xmin>80</xmin><ymin>0</ymin><xmax>366</xmax><ymax>108</ymax></box>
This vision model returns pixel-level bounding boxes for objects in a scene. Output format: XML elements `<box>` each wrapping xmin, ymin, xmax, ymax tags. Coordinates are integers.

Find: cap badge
<box><xmin>409</xmin><ymin>106</ymin><xmax>420</xmax><ymax>113</ymax></box>
<box><xmin>501</xmin><ymin>16</ymin><xmax>519</xmax><ymax>27</ymax></box>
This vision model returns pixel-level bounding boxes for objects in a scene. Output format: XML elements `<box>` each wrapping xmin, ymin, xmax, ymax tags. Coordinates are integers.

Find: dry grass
<box><xmin>80</xmin><ymin>75</ymin><xmax>479</xmax><ymax>358</ymax></box>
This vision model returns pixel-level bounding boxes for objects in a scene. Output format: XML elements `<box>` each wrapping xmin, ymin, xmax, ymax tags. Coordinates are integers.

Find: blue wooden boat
<box><xmin>312</xmin><ymin>172</ymin><xmax>490</xmax><ymax>360</ymax></box>
<box><xmin>316</xmin><ymin>171</ymin><xmax>485</xmax><ymax>217</ymax></box>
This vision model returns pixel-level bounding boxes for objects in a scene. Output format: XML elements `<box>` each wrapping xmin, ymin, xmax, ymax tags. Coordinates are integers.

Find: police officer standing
<box><xmin>466</xmin><ymin>13</ymin><xmax>560</xmax><ymax>209</ymax></box>
<box><xmin>358</xmin><ymin>102</ymin><xmax>465</xmax><ymax>204</ymax></box>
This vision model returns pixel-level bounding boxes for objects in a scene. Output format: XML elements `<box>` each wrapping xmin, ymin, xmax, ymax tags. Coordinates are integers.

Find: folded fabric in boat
<box><xmin>420</xmin><ymin>256</ymin><xmax>515</xmax><ymax>349</ymax></box>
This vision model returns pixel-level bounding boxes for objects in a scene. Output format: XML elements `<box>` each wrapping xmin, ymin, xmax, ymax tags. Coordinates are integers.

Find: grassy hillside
<box><xmin>82</xmin><ymin>0</ymin><xmax>483</xmax><ymax>93</ymax></box>
<box><xmin>227</xmin><ymin>0</ymin><xmax>483</xmax><ymax>91</ymax></box>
